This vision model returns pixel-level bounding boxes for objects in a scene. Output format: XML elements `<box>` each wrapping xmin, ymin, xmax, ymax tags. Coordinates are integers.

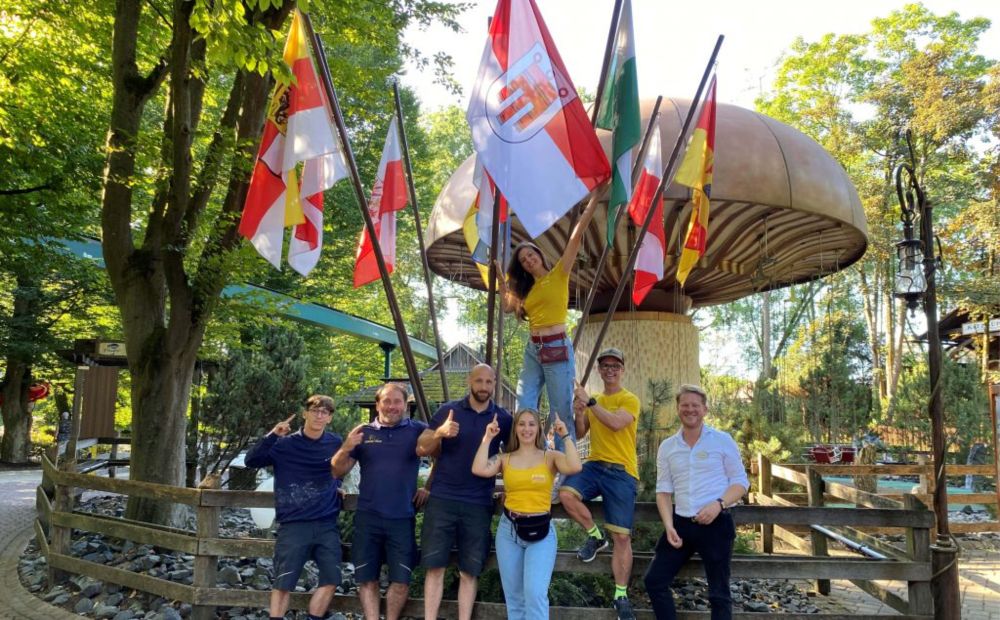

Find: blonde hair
<box><xmin>676</xmin><ymin>384</ymin><xmax>708</xmax><ymax>406</ymax></box>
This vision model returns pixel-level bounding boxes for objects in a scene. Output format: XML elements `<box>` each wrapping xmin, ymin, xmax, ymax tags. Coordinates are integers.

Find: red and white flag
<box><xmin>466</xmin><ymin>0</ymin><xmax>610</xmax><ymax>239</ymax></box>
<box><xmin>627</xmin><ymin>122</ymin><xmax>664</xmax><ymax>306</ymax></box>
<box><xmin>238</xmin><ymin>10</ymin><xmax>348</xmax><ymax>276</ymax></box>
<box><xmin>353</xmin><ymin>121</ymin><xmax>408</xmax><ymax>287</ymax></box>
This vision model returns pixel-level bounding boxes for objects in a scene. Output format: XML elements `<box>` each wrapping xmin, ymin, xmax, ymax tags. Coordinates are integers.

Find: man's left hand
<box><xmin>413</xmin><ymin>488</ymin><xmax>430</xmax><ymax>509</ymax></box>
<box><xmin>693</xmin><ymin>500</ymin><xmax>723</xmax><ymax>525</ymax></box>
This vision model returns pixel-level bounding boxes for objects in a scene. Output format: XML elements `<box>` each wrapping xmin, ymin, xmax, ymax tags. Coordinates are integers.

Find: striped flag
<box><xmin>239</xmin><ymin>10</ymin><xmax>348</xmax><ymax>276</ymax></box>
<box><xmin>353</xmin><ymin>121</ymin><xmax>408</xmax><ymax>287</ymax></box>
<box><xmin>674</xmin><ymin>76</ymin><xmax>717</xmax><ymax>287</ymax></box>
<box><xmin>462</xmin><ymin>157</ymin><xmax>508</xmax><ymax>288</ymax></box>
<box><xmin>596</xmin><ymin>0</ymin><xmax>640</xmax><ymax>247</ymax></box>
<box><xmin>627</xmin><ymin>122</ymin><xmax>663</xmax><ymax>305</ymax></box>
<box><xmin>466</xmin><ymin>0</ymin><xmax>610</xmax><ymax>239</ymax></box>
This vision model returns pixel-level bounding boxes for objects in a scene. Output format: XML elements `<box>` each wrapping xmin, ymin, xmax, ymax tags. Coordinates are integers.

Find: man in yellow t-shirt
<box><xmin>558</xmin><ymin>347</ymin><xmax>641</xmax><ymax>620</ymax></box>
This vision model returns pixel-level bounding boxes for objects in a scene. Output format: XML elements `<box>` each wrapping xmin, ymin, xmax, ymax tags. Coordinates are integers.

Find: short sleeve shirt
<box><xmin>349</xmin><ymin>417</ymin><xmax>427</xmax><ymax>518</ymax></box>
<box><xmin>586</xmin><ymin>388</ymin><xmax>641</xmax><ymax>479</ymax></box>
<box><xmin>429</xmin><ymin>397</ymin><xmax>512</xmax><ymax>506</ymax></box>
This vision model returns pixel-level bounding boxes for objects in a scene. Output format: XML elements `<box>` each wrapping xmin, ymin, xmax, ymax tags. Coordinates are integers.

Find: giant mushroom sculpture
<box><xmin>425</xmin><ymin>99</ymin><xmax>867</xmax><ymax>425</ymax></box>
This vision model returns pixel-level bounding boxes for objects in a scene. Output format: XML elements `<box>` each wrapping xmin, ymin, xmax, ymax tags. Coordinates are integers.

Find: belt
<box><xmin>590</xmin><ymin>460</ymin><xmax>627</xmax><ymax>472</ymax></box>
<box><xmin>530</xmin><ymin>332</ymin><xmax>567</xmax><ymax>344</ymax></box>
<box><xmin>504</xmin><ymin>508</ymin><xmax>550</xmax><ymax>520</ymax></box>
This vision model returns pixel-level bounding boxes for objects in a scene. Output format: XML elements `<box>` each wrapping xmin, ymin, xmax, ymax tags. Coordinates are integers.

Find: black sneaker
<box><xmin>613</xmin><ymin>596</ymin><xmax>635</xmax><ymax>620</ymax></box>
<box><xmin>576</xmin><ymin>534</ymin><xmax>609</xmax><ymax>562</ymax></box>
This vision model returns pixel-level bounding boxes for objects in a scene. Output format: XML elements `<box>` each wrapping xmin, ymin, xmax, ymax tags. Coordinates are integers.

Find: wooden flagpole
<box><xmin>484</xmin><ymin>186</ymin><xmax>503</xmax><ymax>366</ymax></box>
<box><xmin>302</xmin><ymin>13</ymin><xmax>430</xmax><ymax>422</ymax></box>
<box><xmin>573</xmin><ymin>95</ymin><xmax>663</xmax><ymax>348</ymax></box>
<box><xmin>392</xmin><ymin>80</ymin><xmax>450</xmax><ymax>401</ymax></box>
<box><xmin>579</xmin><ymin>36</ymin><xmax>724</xmax><ymax>385</ymax></box>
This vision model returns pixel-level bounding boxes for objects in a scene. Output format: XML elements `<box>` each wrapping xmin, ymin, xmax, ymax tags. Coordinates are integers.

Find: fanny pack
<box><xmin>504</xmin><ymin>508</ymin><xmax>552</xmax><ymax>543</ymax></box>
<box><xmin>538</xmin><ymin>343</ymin><xmax>569</xmax><ymax>364</ymax></box>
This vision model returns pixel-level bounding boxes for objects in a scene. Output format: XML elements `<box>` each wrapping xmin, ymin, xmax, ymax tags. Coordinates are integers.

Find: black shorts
<box><xmin>353</xmin><ymin>510</ymin><xmax>418</xmax><ymax>584</ymax></box>
<box><xmin>419</xmin><ymin>496</ymin><xmax>493</xmax><ymax>577</ymax></box>
<box><xmin>273</xmin><ymin>518</ymin><xmax>341</xmax><ymax>591</ymax></box>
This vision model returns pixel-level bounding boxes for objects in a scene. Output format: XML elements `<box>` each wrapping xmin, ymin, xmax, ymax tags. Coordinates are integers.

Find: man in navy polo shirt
<box><xmin>416</xmin><ymin>364</ymin><xmax>512</xmax><ymax>620</ymax></box>
<box><xmin>330</xmin><ymin>382</ymin><xmax>427</xmax><ymax>620</ymax></box>
<box><xmin>245</xmin><ymin>394</ymin><xmax>343</xmax><ymax>620</ymax></box>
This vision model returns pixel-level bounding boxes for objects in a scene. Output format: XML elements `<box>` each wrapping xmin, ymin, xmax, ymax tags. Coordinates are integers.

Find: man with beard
<box><xmin>331</xmin><ymin>382</ymin><xmax>427</xmax><ymax>620</ymax></box>
<box><xmin>245</xmin><ymin>395</ymin><xmax>343</xmax><ymax>620</ymax></box>
<box><xmin>417</xmin><ymin>364</ymin><xmax>513</xmax><ymax>620</ymax></box>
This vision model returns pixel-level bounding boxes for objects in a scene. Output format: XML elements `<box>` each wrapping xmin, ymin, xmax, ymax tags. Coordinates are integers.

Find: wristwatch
<box><xmin>586</xmin><ymin>397</ymin><xmax>597</xmax><ymax>408</ymax></box>
<box><xmin>716</xmin><ymin>498</ymin><xmax>726</xmax><ymax>511</ymax></box>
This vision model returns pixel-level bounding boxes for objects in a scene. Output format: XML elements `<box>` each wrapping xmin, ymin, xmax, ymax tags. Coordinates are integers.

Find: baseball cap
<box><xmin>597</xmin><ymin>347</ymin><xmax>625</xmax><ymax>365</ymax></box>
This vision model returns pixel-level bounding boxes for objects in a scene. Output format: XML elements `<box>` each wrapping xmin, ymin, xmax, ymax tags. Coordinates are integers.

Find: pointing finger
<box><xmin>492</xmin><ymin>413</ymin><xmax>497</xmax><ymax>424</ymax></box>
<box><xmin>284</xmin><ymin>413</ymin><xmax>296</xmax><ymax>424</ymax></box>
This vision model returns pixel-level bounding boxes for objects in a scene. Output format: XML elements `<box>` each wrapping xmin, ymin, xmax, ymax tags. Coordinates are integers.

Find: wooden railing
<box><xmin>34</xmin><ymin>453</ymin><xmax>937</xmax><ymax>619</ymax></box>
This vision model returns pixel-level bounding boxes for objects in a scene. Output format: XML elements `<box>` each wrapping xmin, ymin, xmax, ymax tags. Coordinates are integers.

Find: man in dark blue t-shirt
<box><xmin>245</xmin><ymin>395</ymin><xmax>343</xmax><ymax>620</ymax></box>
<box><xmin>416</xmin><ymin>364</ymin><xmax>512</xmax><ymax>620</ymax></box>
<box><xmin>330</xmin><ymin>382</ymin><xmax>427</xmax><ymax>620</ymax></box>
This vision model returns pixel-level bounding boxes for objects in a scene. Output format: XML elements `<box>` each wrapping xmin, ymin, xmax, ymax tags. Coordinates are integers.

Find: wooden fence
<box><xmin>32</xmin><ymin>453</ymin><xmax>940</xmax><ymax>619</ymax></box>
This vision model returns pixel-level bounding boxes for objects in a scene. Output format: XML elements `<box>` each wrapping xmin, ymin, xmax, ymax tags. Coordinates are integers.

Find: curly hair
<box><xmin>506</xmin><ymin>242</ymin><xmax>549</xmax><ymax>321</ymax></box>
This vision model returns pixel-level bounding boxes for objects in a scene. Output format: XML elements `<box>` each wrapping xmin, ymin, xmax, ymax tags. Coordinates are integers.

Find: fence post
<box><xmin>192</xmin><ymin>484</ymin><xmax>220</xmax><ymax>620</ymax></box>
<box><xmin>47</xmin><ymin>462</ymin><xmax>76</xmax><ymax>584</ymax></box>
<box><xmin>903</xmin><ymin>493</ymin><xmax>934</xmax><ymax>615</ymax></box>
<box><xmin>807</xmin><ymin>467</ymin><xmax>830</xmax><ymax>595</ymax></box>
<box><xmin>109</xmin><ymin>434</ymin><xmax>119</xmax><ymax>479</ymax></box>
<box><xmin>757</xmin><ymin>454</ymin><xmax>773</xmax><ymax>554</ymax></box>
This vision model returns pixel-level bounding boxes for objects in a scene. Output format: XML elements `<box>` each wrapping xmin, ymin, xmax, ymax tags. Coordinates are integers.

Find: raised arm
<box><xmin>471</xmin><ymin>414</ymin><xmax>503</xmax><ymax>478</ymax></box>
<box><xmin>548</xmin><ymin>417</ymin><xmax>582</xmax><ymax>475</ymax></box>
<box><xmin>330</xmin><ymin>424</ymin><xmax>363</xmax><ymax>478</ymax></box>
<box><xmin>559</xmin><ymin>194</ymin><xmax>599</xmax><ymax>273</ymax></box>
<box><xmin>574</xmin><ymin>384</ymin><xmax>634</xmax><ymax>432</ymax></box>
<box><xmin>417</xmin><ymin>409</ymin><xmax>458</xmax><ymax>456</ymax></box>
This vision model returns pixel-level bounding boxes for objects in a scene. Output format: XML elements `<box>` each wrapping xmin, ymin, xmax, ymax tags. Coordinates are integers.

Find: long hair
<box><xmin>506</xmin><ymin>242</ymin><xmax>549</xmax><ymax>321</ymax></box>
<box><xmin>507</xmin><ymin>408</ymin><xmax>545</xmax><ymax>452</ymax></box>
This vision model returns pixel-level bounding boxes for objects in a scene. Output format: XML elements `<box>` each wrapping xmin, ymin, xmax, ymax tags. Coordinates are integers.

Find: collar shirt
<box><xmin>349</xmin><ymin>417</ymin><xmax>427</xmax><ymax>518</ymax></box>
<box><xmin>655</xmin><ymin>425</ymin><xmax>749</xmax><ymax>518</ymax></box>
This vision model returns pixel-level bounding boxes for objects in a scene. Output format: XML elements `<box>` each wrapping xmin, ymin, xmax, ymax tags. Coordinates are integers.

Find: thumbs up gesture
<box><xmin>483</xmin><ymin>413</ymin><xmax>500</xmax><ymax>442</ymax></box>
<box><xmin>435</xmin><ymin>409</ymin><xmax>459</xmax><ymax>439</ymax></box>
<box><xmin>271</xmin><ymin>413</ymin><xmax>296</xmax><ymax>437</ymax></box>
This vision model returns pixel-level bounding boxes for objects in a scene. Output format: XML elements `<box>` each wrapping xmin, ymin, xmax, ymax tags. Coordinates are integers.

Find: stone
<box><xmin>50</xmin><ymin>593</ymin><xmax>71</xmax><ymax>605</ymax></box>
<box><xmin>94</xmin><ymin>604</ymin><xmax>120</xmax><ymax>619</ymax></box>
<box><xmin>105</xmin><ymin>592</ymin><xmax>124</xmax><ymax>607</ymax></box>
<box><xmin>74</xmin><ymin>597</ymin><xmax>95</xmax><ymax>613</ymax></box>
<box><xmin>218</xmin><ymin>565</ymin><xmax>242</xmax><ymax>585</ymax></box>
<box><xmin>152</xmin><ymin>607</ymin><xmax>183</xmax><ymax>620</ymax></box>
<box><xmin>111</xmin><ymin>612</ymin><xmax>135</xmax><ymax>620</ymax></box>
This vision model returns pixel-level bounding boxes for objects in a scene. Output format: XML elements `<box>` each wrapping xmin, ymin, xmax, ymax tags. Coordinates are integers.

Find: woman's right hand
<box><xmin>552</xmin><ymin>417</ymin><xmax>569</xmax><ymax>439</ymax></box>
<box><xmin>483</xmin><ymin>413</ymin><xmax>500</xmax><ymax>442</ymax></box>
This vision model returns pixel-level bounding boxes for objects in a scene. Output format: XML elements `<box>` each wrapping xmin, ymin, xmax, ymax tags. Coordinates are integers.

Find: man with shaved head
<box><xmin>417</xmin><ymin>364</ymin><xmax>512</xmax><ymax>620</ymax></box>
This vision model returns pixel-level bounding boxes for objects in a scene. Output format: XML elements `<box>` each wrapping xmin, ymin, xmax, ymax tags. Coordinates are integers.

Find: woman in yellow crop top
<box><xmin>499</xmin><ymin>197</ymin><xmax>599</xmax><ymax>451</ymax></box>
<box><xmin>472</xmin><ymin>408</ymin><xmax>582</xmax><ymax>620</ymax></box>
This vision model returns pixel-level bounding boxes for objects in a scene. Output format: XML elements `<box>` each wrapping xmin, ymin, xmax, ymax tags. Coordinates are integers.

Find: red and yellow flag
<box><xmin>673</xmin><ymin>76</ymin><xmax>717</xmax><ymax>287</ymax></box>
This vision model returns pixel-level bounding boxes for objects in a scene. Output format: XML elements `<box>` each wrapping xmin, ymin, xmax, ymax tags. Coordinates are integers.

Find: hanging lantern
<box><xmin>893</xmin><ymin>237</ymin><xmax>925</xmax><ymax>311</ymax></box>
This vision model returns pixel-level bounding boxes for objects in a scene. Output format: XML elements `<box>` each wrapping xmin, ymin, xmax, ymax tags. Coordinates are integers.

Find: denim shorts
<box><xmin>560</xmin><ymin>460</ymin><xmax>638</xmax><ymax>534</ymax></box>
<box><xmin>352</xmin><ymin>510</ymin><xmax>418</xmax><ymax>584</ymax></box>
<box><xmin>419</xmin><ymin>496</ymin><xmax>493</xmax><ymax>576</ymax></box>
<box><xmin>273</xmin><ymin>518</ymin><xmax>342</xmax><ymax>591</ymax></box>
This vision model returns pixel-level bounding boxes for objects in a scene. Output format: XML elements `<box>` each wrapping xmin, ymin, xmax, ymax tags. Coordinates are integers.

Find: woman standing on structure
<box><xmin>499</xmin><ymin>198</ymin><xmax>598</xmax><ymax>448</ymax></box>
<box><xmin>471</xmin><ymin>408</ymin><xmax>582</xmax><ymax>619</ymax></box>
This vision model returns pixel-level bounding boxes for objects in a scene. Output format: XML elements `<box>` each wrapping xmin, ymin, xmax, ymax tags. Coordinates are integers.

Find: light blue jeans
<box><xmin>517</xmin><ymin>336</ymin><xmax>575</xmax><ymax>451</ymax></box>
<box><xmin>495</xmin><ymin>514</ymin><xmax>557</xmax><ymax>620</ymax></box>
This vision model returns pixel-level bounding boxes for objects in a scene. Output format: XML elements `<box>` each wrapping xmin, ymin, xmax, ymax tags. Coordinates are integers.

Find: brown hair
<box><xmin>506</xmin><ymin>242</ymin><xmax>550</xmax><ymax>321</ymax></box>
<box><xmin>375</xmin><ymin>382</ymin><xmax>408</xmax><ymax>404</ymax></box>
<box><xmin>305</xmin><ymin>394</ymin><xmax>335</xmax><ymax>412</ymax></box>
<box><xmin>507</xmin><ymin>408</ymin><xmax>545</xmax><ymax>452</ymax></box>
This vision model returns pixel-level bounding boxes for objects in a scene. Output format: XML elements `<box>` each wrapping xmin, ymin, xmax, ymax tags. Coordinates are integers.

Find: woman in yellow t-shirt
<box><xmin>472</xmin><ymin>408</ymin><xmax>582</xmax><ymax>620</ymax></box>
<box><xmin>500</xmin><ymin>198</ymin><xmax>598</xmax><ymax>449</ymax></box>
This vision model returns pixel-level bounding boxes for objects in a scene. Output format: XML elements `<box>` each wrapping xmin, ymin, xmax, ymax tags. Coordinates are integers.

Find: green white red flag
<box><xmin>627</xmin><ymin>122</ymin><xmax>663</xmax><ymax>305</ymax></box>
<box><xmin>238</xmin><ymin>10</ymin><xmax>348</xmax><ymax>276</ymax></box>
<box><xmin>466</xmin><ymin>0</ymin><xmax>610</xmax><ymax>239</ymax></box>
<box><xmin>596</xmin><ymin>0</ymin><xmax>640</xmax><ymax>247</ymax></box>
<box><xmin>674</xmin><ymin>75</ymin><xmax>717</xmax><ymax>287</ymax></box>
<box><xmin>353</xmin><ymin>121</ymin><xmax>408</xmax><ymax>287</ymax></box>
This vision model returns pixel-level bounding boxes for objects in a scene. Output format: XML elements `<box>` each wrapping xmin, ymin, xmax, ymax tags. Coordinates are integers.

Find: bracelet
<box><xmin>557</xmin><ymin>434</ymin><xmax>569</xmax><ymax>439</ymax></box>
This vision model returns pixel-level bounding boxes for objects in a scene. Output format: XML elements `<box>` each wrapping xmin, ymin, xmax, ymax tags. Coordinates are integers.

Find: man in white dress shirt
<box><xmin>643</xmin><ymin>384</ymin><xmax>749</xmax><ymax>619</ymax></box>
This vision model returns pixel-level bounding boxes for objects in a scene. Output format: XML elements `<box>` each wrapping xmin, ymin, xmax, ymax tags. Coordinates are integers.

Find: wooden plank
<box><xmin>198</xmin><ymin>537</ymin><xmax>275</xmax><ymax>558</ymax></box>
<box><xmin>771</xmin><ymin>463</ymin><xmax>811</xmax><ymax>486</ymax></box>
<box><xmin>48</xmin><ymin>552</ymin><xmax>194</xmax><ymax>602</ymax></box>
<box><xmin>47</xmin><ymin>468</ymin><xmax>201</xmax><ymax>505</ymax></box>
<box><xmin>199</xmin><ymin>489</ymin><xmax>274</xmax><ymax>508</ymax></box>
<box><xmin>849</xmin><ymin>578</ymin><xmax>910</xmax><ymax>614</ymax></box>
<box><xmin>820</xmin><ymin>524</ymin><xmax>909</xmax><ymax>560</ymax></box>
<box><xmin>808</xmin><ymin>468</ymin><xmax>830</xmax><ymax>595</ymax></box>
<box><xmin>33</xmin><ymin>519</ymin><xmax>49</xmax><ymax>556</ymax></box>
<box><xmin>758</xmin><ymin>455</ymin><xmax>773</xmax><ymax>553</ymax></box>
<box><xmin>49</xmin><ymin>510</ymin><xmax>198</xmax><ymax>554</ymax></box>
<box><xmin>824</xmin><ymin>479</ymin><xmax>904</xmax><ymax>509</ymax></box>
<box><xmin>192</xmin><ymin>499</ymin><xmax>220</xmax><ymax>620</ymax></box>
<box><xmin>903</xmin><ymin>495</ymin><xmax>933</xmax><ymax>616</ymax></box>
<box><xmin>807</xmin><ymin>463</ymin><xmax>993</xmax><ymax>476</ymax></box>
<box><xmin>773</xmin><ymin>525</ymin><xmax>812</xmax><ymax>553</ymax></box>
<box><xmin>730</xmin><ymin>505</ymin><xmax>934</xmax><ymax>528</ymax></box>
<box><xmin>949</xmin><ymin>521</ymin><xmax>1000</xmax><ymax>533</ymax></box>
<box><xmin>35</xmin><ymin>485</ymin><xmax>51</xmax><ymax>522</ymax></box>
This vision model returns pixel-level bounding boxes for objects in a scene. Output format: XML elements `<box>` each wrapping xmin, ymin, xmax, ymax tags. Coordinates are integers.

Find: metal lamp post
<box><xmin>893</xmin><ymin>156</ymin><xmax>960</xmax><ymax>620</ymax></box>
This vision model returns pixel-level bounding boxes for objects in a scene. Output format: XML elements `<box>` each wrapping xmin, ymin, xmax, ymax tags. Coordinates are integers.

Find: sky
<box><xmin>397</xmin><ymin>0</ymin><xmax>1000</xmax><ymax>374</ymax></box>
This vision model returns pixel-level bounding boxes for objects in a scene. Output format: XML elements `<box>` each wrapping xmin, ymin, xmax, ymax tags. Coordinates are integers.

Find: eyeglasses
<box><xmin>307</xmin><ymin>407</ymin><xmax>333</xmax><ymax>417</ymax></box>
<box><xmin>599</xmin><ymin>363</ymin><xmax>623</xmax><ymax>371</ymax></box>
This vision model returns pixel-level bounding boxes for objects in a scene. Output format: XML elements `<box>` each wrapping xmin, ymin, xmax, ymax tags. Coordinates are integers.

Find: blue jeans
<box><xmin>517</xmin><ymin>336</ymin><xmax>575</xmax><ymax>451</ymax></box>
<box><xmin>495</xmin><ymin>514</ymin><xmax>557</xmax><ymax>620</ymax></box>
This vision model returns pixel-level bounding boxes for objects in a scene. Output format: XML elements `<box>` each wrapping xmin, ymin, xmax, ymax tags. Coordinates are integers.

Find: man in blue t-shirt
<box><xmin>330</xmin><ymin>383</ymin><xmax>427</xmax><ymax>620</ymax></box>
<box><xmin>245</xmin><ymin>395</ymin><xmax>343</xmax><ymax>620</ymax></box>
<box><xmin>416</xmin><ymin>364</ymin><xmax>512</xmax><ymax>620</ymax></box>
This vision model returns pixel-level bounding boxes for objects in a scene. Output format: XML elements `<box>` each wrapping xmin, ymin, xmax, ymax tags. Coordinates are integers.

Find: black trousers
<box><xmin>643</xmin><ymin>511</ymin><xmax>736</xmax><ymax>619</ymax></box>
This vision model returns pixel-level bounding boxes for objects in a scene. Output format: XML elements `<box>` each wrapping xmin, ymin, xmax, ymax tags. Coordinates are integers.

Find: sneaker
<box><xmin>613</xmin><ymin>596</ymin><xmax>635</xmax><ymax>620</ymax></box>
<box><xmin>576</xmin><ymin>534</ymin><xmax>609</xmax><ymax>562</ymax></box>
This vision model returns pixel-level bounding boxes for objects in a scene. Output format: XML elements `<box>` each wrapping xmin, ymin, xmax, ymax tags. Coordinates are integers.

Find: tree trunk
<box><xmin>858</xmin><ymin>267</ymin><xmax>884</xmax><ymax>408</ymax></box>
<box><xmin>0</xmin><ymin>358</ymin><xmax>33</xmax><ymax>463</ymax></box>
<box><xmin>761</xmin><ymin>290</ymin><xmax>772</xmax><ymax>380</ymax></box>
